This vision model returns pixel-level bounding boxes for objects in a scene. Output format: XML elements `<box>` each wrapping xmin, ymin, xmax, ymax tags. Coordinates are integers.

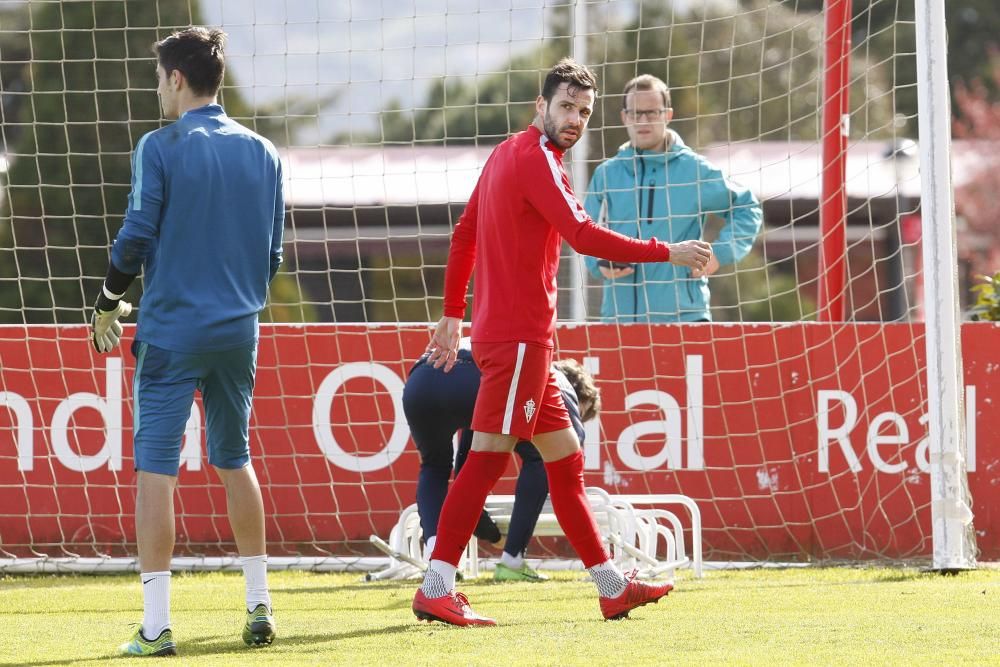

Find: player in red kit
<box><xmin>411</xmin><ymin>59</ymin><xmax>712</xmax><ymax>627</ymax></box>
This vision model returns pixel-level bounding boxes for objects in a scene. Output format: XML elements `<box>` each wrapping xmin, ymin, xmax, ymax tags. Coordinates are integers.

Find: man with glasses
<box><xmin>583</xmin><ymin>74</ymin><xmax>762</xmax><ymax>322</ymax></box>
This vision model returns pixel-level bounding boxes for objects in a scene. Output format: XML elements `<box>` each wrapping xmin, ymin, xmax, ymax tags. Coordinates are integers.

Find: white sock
<box><xmin>588</xmin><ymin>561</ymin><xmax>627</xmax><ymax>598</ymax></box>
<box><xmin>140</xmin><ymin>571</ymin><xmax>171</xmax><ymax>639</ymax></box>
<box><xmin>240</xmin><ymin>554</ymin><xmax>271</xmax><ymax>612</ymax></box>
<box><xmin>500</xmin><ymin>551</ymin><xmax>523</xmax><ymax>570</ymax></box>
<box><xmin>420</xmin><ymin>559</ymin><xmax>458</xmax><ymax>598</ymax></box>
<box><xmin>422</xmin><ymin>535</ymin><xmax>437</xmax><ymax>563</ymax></box>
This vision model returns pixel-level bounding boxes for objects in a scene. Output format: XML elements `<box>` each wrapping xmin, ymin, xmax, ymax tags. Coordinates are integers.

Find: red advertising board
<box><xmin>1</xmin><ymin>323</ymin><xmax>996</xmax><ymax>561</ymax></box>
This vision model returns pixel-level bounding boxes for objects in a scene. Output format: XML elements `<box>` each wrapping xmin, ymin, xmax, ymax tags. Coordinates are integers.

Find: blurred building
<box><xmin>280</xmin><ymin>140</ymin><xmax>988</xmax><ymax>323</ymax></box>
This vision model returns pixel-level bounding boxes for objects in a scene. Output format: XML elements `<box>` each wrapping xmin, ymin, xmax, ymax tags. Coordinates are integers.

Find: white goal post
<box><xmin>914</xmin><ymin>0</ymin><xmax>976</xmax><ymax>570</ymax></box>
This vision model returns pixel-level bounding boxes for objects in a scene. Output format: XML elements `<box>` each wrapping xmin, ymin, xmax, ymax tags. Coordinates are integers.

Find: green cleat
<box><xmin>493</xmin><ymin>562</ymin><xmax>549</xmax><ymax>582</ymax></box>
<box><xmin>242</xmin><ymin>603</ymin><xmax>276</xmax><ymax>647</ymax></box>
<box><xmin>119</xmin><ymin>626</ymin><xmax>177</xmax><ymax>657</ymax></box>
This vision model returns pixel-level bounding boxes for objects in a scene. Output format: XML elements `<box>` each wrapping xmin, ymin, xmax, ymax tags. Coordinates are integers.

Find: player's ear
<box><xmin>535</xmin><ymin>95</ymin><xmax>547</xmax><ymax>116</ymax></box>
<box><xmin>170</xmin><ymin>69</ymin><xmax>185</xmax><ymax>91</ymax></box>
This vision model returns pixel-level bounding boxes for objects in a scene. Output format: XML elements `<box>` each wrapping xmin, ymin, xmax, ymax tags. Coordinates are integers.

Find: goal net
<box><xmin>0</xmin><ymin>0</ymin><xmax>985</xmax><ymax>570</ymax></box>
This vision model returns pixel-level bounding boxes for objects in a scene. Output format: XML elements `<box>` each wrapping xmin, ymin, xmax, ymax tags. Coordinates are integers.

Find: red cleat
<box><xmin>599</xmin><ymin>572</ymin><xmax>673</xmax><ymax>620</ymax></box>
<box><xmin>412</xmin><ymin>589</ymin><xmax>497</xmax><ymax>627</ymax></box>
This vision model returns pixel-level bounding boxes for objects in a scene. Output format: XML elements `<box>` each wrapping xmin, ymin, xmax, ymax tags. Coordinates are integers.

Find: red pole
<box><xmin>818</xmin><ymin>0</ymin><xmax>851</xmax><ymax>322</ymax></box>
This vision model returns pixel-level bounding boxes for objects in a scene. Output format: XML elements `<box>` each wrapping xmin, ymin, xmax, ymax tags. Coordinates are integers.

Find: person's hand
<box><xmin>668</xmin><ymin>240</ymin><xmax>713</xmax><ymax>271</ymax></box>
<box><xmin>426</xmin><ymin>316</ymin><xmax>462</xmax><ymax>372</ymax></box>
<box><xmin>598</xmin><ymin>265</ymin><xmax>635</xmax><ymax>280</ymax></box>
<box><xmin>91</xmin><ymin>300</ymin><xmax>132</xmax><ymax>353</ymax></box>
<box><xmin>690</xmin><ymin>254</ymin><xmax>720</xmax><ymax>279</ymax></box>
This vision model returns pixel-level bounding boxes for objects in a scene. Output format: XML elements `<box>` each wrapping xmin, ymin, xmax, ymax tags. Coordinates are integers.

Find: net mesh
<box><xmin>0</xmin><ymin>0</ymin><xmax>982</xmax><ymax>566</ymax></box>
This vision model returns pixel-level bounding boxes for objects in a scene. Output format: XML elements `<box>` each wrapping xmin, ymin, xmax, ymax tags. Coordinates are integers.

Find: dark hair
<box><xmin>553</xmin><ymin>358</ymin><xmax>601</xmax><ymax>423</ymax></box>
<box><xmin>622</xmin><ymin>74</ymin><xmax>671</xmax><ymax>109</ymax></box>
<box><xmin>541</xmin><ymin>58</ymin><xmax>598</xmax><ymax>103</ymax></box>
<box><xmin>154</xmin><ymin>27</ymin><xmax>226</xmax><ymax>97</ymax></box>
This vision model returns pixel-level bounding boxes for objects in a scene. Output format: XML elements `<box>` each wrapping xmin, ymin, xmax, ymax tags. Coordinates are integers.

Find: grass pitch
<box><xmin>1</xmin><ymin>567</ymin><xmax>998</xmax><ymax>665</ymax></box>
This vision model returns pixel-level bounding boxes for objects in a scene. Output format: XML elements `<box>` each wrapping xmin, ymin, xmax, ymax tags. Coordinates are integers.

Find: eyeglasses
<box><xmin>624</xmin><ymin>108</ymin><xmax>668</xmax><ymax>121</ymax></box>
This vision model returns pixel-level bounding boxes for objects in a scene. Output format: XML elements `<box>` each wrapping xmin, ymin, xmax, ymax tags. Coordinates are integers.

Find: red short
<box><xmin>471</xmin><ymin>341</ymin><xmax>572</xmax><ymax>441</ymax></box>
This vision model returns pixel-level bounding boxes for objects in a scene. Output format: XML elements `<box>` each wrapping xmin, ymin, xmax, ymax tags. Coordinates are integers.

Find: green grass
<box><xmin>1</xmin><ymin>567</ymin><xmax>998</xmax><ymax>665</ymax></box>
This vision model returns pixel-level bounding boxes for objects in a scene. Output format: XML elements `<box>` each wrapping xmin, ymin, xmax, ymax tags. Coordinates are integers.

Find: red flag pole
<box><xmin>818</xmin><ymin>0</ymin><xmax>852</xmax><ymax>321</ymax></box>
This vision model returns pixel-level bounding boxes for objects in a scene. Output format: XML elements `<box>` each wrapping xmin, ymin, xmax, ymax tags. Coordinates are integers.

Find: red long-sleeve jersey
<box><xmin>443</xmin><ymin>125</ymin><xmax>672</xmax><ymax>346</ymax></box>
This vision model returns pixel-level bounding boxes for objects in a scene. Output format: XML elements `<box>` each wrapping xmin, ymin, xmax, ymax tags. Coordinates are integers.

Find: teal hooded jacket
<box><xmin>582</xmin><ymin>131</ymin><xmax>762</xmax><ymax>322</ymax></box>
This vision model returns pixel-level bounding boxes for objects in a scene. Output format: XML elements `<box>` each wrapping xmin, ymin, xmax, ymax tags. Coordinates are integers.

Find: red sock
<box><xmin>544</xmin><ymin>450</ymin><xmax>609</xmax><ymax>568</ymax></box>
<box><xmin>431</xmin><ymin>450</ymin><xmax>510</xmax><ymax>566</ymax></box>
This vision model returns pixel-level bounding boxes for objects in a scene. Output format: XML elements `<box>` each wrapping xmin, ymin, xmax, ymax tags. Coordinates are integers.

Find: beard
<box><xmin>543</xmin><ymin>108</ymin><xmax>581</xmax><ymax>150</ymax></box>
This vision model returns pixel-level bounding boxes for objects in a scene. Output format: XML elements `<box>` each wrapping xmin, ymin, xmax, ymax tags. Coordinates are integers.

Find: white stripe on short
<box><xmin>501</xmin><ymin>343</ymin><xmax>527</xmax><ymax>434</ymax></box>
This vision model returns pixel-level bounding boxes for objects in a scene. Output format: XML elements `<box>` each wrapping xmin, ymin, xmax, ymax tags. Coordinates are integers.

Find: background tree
<box><xmin>710</xmin><ymin>249</ymin><xmax>815</xmax><ymax>322</ymax></box>
<box><xmin>1</xmin><ymin>1</ymin><xmax>202</xmax><ymax>323</ymax></box>
<box><xmin>951</xmin><ymin>51</ymin><xmax>1000</xmax><ymax>311</ymax></box>
<box><xmin>361</xmin><ymin>0</ymin><xmax>893</xmax><ymax>322</ymax></box>
<box><xmin>0</xmin><ymin>0</ymin><xmax>309</xmax><ymax>324</ymax></box>
<box><xmin>364</xmin><ymin>1</ymin><xmax>895</xmax><ymax>153</ymax></box>
<box><xmin>757</xmin><ymin>0</ymin><xmax>1000</xmax><ymax>136</ymax></box>
<box><xmin>0</xmin><ymin>4</ymin><xmax>31</xmax><ymax>156</ymax></box>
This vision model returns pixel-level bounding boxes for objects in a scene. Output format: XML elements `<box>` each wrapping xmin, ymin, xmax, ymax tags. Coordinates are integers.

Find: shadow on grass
<box><xmin>1</xmin><ymin>660</ymin><xmax>97</xmax><ymax>666</ymax></box>
<box><xmin>0</xmin><ymin>624</ymin><xmax>424</xmax><ymax>665</ymax></box>
<box><xmin>696</xmin><ymin>569</ymin><xmax>953</xmax><ymax>591</ymax></box>
<box><xmin>275</xmin><ymin>581</ymin><xmax>415</xmax><ymax>595</ymax></box>
<box><xmin>318</xmin><ymin>602</ymin><xmax>412</xmax><ymax>613</ymax></box>
<box><xmin>274</xmin><ymin>578</ymin><xmax>528</xmax><ymax>596</ymax></box>
<box><xmin>179</xmin><ymin>623</ymin><xmax>419</xmax><ymax>656</ymax></box>
<box><xmin>0</xmin><ymin>573</ymin><xmax>136</xmax><ymax>591</ymax></box>
<box><xmin>0</xmin><ymin>607</ymin><xmax>145</xmax><ymax>616</ymax></box>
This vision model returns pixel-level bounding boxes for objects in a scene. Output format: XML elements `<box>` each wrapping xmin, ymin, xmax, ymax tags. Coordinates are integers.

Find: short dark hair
<box><xmin>541</xmin><ymin>58</ymin><xmax>598</xmax><ymax>103</ymax></box>
<box><xmin>154</xmin><ymin>27</ymin><xmax>226</xmax><ymax>97</ymax></box>
<box><xmin>622</xmin><ymin>74</ymin><xmax>671</xmax><ymax>109</ymax></box>
<box><xmin>553</xmin><ymin>358</ymin><xmax>601</xmax><ymax>423</ymax></box>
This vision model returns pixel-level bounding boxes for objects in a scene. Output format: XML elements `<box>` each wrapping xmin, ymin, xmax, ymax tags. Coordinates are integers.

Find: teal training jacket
<box><xmin>111</xmin><ymin>104</ymin><xmax>284</xmax><ymax>353</ymax></box>
<box><xmin>582</xmin><ymin>131</ymin><xmax>762</xmax><ymax>322</ymax></box>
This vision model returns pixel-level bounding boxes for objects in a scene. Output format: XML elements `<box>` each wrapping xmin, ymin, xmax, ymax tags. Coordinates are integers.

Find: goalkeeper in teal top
<box><xmin>90</xmin><ymin>27</ymin><xmax>282</xmax><ymax>657</ymax></box>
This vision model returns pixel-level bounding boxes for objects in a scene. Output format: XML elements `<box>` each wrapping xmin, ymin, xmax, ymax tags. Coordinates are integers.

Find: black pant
<box><xmin>403</xmin><ymin>356</ymin><xmax>548</xmax><ymax>555</ymax></box>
